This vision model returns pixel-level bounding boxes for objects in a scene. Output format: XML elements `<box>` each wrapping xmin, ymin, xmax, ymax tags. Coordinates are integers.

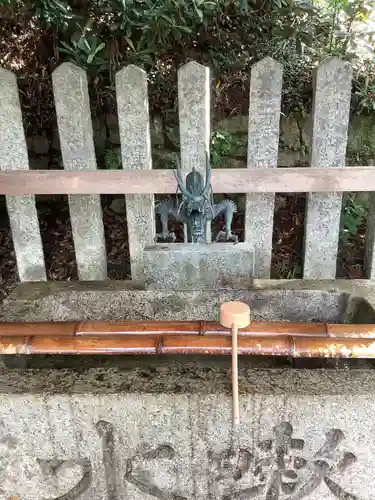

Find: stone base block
<box><xmin>141</xmin><ymin>243</ymin><xmax>254</xmax><ymax>289</ymax></box>
<box><xmin>1</xmin><ymin>279</ymin><xmax>375</xmax><ymax>324</ymax></box>
<box><xmin>0</xmin><ymin>371</ymin><xmax>374</xmax><ymax>500</ymax></box>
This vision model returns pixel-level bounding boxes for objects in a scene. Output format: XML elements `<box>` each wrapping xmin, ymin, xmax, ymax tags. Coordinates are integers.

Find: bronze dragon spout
<box><xmin>155</xmin><ymin>154</ymin><xmax>238</xmax><ymax>244</ymax></box>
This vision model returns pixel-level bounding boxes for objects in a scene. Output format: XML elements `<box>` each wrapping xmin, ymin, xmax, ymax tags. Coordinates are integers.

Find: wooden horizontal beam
<box><xmin>0</xmin><ymin>167</ymin><xmax>374</xmax><ymax>195</ymax></box>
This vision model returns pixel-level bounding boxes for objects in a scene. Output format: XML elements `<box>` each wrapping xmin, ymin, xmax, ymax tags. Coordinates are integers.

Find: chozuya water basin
<box><xmin>1</xmin><ymin>280</ymin><xmax>375</xmax><ymax>500</ymax></box>
<box><xmin>1</xmin><ymin>278</ymin><xmax>375</xmax><ymax>323</ymax></box>
<box><xmin>0</xmin><ymin>278</ymin><xmax>375</xmax><ymax>370</ymax></box>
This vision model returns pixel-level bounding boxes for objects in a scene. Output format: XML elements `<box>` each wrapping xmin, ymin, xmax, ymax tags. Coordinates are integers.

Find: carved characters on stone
<box><xmin>208</xmin><ymin>422</ymin><xmax>359</xmax><ymax>500</ymax></box>
<box><xmin>38</xmin><ymin>459</ymin><xmax>92</xmax><ymax>500</ymax></box>
<box><xmin>96</xmin><ymin>420</ymin><xmax>117</xmax><ymax>500</ymax></box>
<box><xmin>0</xmin><ymin>420</ymin><xmax>363</xmax><ymax>499</ymax></box>
<box><xmin>125</xmin><ymin>444</ymin><xmax>187</xmax><ymax>500</ymax></box>
<box><xmin>0</xmin><ymin>454</ymin><xmax>91</xmax><ymax>499</ymax></box>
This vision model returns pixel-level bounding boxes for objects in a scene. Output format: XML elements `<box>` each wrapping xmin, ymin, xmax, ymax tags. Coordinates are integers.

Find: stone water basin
<box><xmin>1</xmin><ymin>279</ymin><xmax>375</xmax><ymax>323</ymax></box>
<box><xmin>1</xmin><ymin>278</ymin><xmax>375</xmax><ymax>370</ymax></box>
<box><xmin>1</xmin><ymin>280</ymin><xmax>375</xmax><ymax>499</ymax></box>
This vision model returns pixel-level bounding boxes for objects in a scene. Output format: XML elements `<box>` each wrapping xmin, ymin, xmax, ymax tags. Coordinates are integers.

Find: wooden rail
<box><xmin>1</xmin><ymin>167</ymin><xmax>374</xmax><ymax>195</ymax></box>
<box><xmin>1</xmin><ymin>321</ymin><xmax>375</xmax><ymax>357</ymax></box>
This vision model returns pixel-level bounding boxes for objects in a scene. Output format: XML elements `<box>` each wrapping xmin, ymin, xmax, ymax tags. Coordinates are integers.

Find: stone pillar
<box><xmin>245</xmin><ymin>57</ymin><xmax>283</xmax><ymax>278</ymax></box>
<box><xmin>178</xmin><ymin>61</ymin><xmax>211</xmax><ymax>242</ymax></box>
<box><xmin>0</xmin><ymin>68</ymin><xmax>46</xmax><ymax>282</ymax></box>
<box><xmin>53</xmin><ymin>62</ymin><xmax>107</xmax><ymax>281</ymax></box>
<box><xmin>116</xmin><ymin>65</ymin><xmax>154</xmax><ymax>279</ymax></box>
<box><xmin>303</xmin><ymin>58</ymin><xmax>352</xmax><ymax>279</ymax></box>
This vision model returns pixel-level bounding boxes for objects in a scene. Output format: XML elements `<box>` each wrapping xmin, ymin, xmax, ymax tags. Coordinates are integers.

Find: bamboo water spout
<box><xmin>0</xmin><ymin>320</ymin><xmax>375</xmax><ymax>357</ymax></box>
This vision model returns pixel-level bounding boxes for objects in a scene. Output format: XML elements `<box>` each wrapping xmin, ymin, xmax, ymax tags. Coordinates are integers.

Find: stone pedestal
<box><xmin>0</xmin><ymin>368</ymin><xmax>374</xmax><ymax>499</ymax></box>
<box><xmin>141</xmin><ymin>243</ymin><xmax>254</xmax><ymax>290</ymax></box>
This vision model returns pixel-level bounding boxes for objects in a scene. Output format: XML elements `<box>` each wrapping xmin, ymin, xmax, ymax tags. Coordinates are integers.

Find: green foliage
<box><xmin>104</xmin><ymin>148</ymin><xmax>121</xmax><ymax>169</ymax></box>
<box><xmin>210</xmin><ymin>131</ymin><xmax>242</xmax><ymax>165</ymax></box>
<box><xmin>8</xmin><ymin>0</ymin><xmax>375</xmax><ymax>127</ymax></box>
<box><xmin>32</xmin><ymin>0</ymin><xmax>74</xmax><ymax>28</ymax></box>
<box><xmin>22</xmin><ymin>0</ymin><xmax>374</xmax><ymax>118</ymax></box>
<box><xmin>101</xmin><ymin>0</ymin><xmax>219</xmax><ymax>52</ymax></box>
<box><xmin>355</xmin><ymin>75</ymin><xmax>375</xmax><ymax>114</ymax></box>
<box><xmin>315</xmin><ymin>0</ymin><xmax>374</xmax><ymax>59</ymax></box>
<box><xmin>340</xmin><ymin>193</ymin><xmax>368</xmax><ymax>243</ymax></box>
<box><xmin>58</xmin><ymin>30</ymin><xmax>107</xmax><ymax>72</ymax></box>
<box><xmin>271</xmin><ymin>0</ymin><xmax>318</xmax><ymax>55</ymax></box>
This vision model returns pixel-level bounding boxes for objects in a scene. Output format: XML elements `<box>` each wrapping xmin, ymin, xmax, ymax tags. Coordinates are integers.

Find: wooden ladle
<box><xmin>219</xmin><ymin>301</ymin><xmax>251</xmax><ymax>427</ymax></box>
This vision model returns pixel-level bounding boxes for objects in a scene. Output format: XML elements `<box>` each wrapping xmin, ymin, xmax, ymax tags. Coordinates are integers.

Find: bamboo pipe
<box><xmin>1</xmin><ymin>321</ymin><xmax>375</xmax><ymax>338</ymax></box>
<box><xmin>1</xmin><ymin>334</ymin><xmax>375</xmax><ymax>357</ymax></box>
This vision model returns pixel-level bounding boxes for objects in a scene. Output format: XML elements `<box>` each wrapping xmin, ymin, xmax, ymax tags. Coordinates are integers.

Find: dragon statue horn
<box><xmin>173</xmin><ymin>154</ymin><xmax>190</xmax><ymax>197</ymax></box>
<box><xmin>200</xmin><ymin>151</ymin><xmax>212</xmax><ymax>196</ymax></box>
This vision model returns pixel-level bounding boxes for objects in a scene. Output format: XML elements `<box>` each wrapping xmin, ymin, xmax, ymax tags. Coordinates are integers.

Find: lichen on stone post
<box><xmin>303</xmin><ymin>58</ymin><xmax>352</xmax><ymax>279</ymax></box>
<box><xmin>0</xmin><ymin>68</ymin><xmax>46</xmax><ymax>282</ymax></box>
<box><xmin>116</xmin><ymin>64</ymin><xmax>155</xmax><ymax>280</ymax></box>
<box><xmin>52</xmin><ymin>62</ymin><xmax>107</xmax><ymax>281</ymax></box>
<box><xmin>245</xmin><ymin>57</ymin><xmax>283</xmax><ymax>278</ymax></box>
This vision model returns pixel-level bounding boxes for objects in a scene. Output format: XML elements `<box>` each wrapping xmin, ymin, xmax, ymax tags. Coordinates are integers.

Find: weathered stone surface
<box><xmin>109</xmin><ymin>197</ymin><xmax>126</xmax><ymax>214</ymax></box>
<box><xmin>52</xmin><ymin>62</ymin><xmax>107</xmax><ymax>281</ymax></box>
<box><xmin>1</xmin><ymin>276</ymin><xmax>375</xmax><ymax>500</ymax></box>
<box><xmin>214</xmin><ymin>112</ymin><xmax>374</xmax><ymax>163</ymax></box>
<box><xmin>363</xmin><ymin>122</ymin><xmax>375</xmax><ymax>276</ymax></box>
<box><xmin>348</xmin><ymin>114</ymin><xmax>375</xmax><ymax>153</ymax></box>
<box><xmin>301</xmin><ymin>114</ymin><xmax>313</xmax><ymax>149</ymax></box>
<box><xmin>116</xmin><ymin>65</ymin><xmax>155</xmax><ymax>279</ymax></box>
<box><xmin>178</xmin><ymin>61</ymin><xmax>210</xmax><ymax>176</ymax></box>
<box><xmin>245</xmin><ymin>57</ymin><xmax>283</xmax><ymax>279</ymax></box>
<box><xmin>0</xmin><ymin>378</ymin><xmax>375</xmax><ymax>499</ymax></box>
<box><xmin>303</xmin><ymin>58</ymin><xmax>352</xmax><ymax>279</ymax></box>
<box><xmin>216</xmin><ymin>157</ymin><xmax>246</xmax><ymax>169</ymax></box>
<box><xmin>2</xmin><ymin>278</ymin><xmax>375</xmax><ymax>324</ymax></box>
<box><xmin>178</xmin><ymin>61</ymin><xmax>211</xmax><ymax>241</ymax></box>
<box><xmin>1</xmin><ymin>276</ymin><xmax>375</xmax><ymax>499</ymax></box>
<box><xmin>0</xmin><ymin>68</ymin><xmax>46</xmax><ymax>282</ymax></box>
<box><xmin>141</xmin><ymin>243</ymin><xmax>254</xmax><ymax>290</ymax></box>
<box><xmin>153</xmin><ymin>148</ymin><xmax>175</xmax><ymax>169</ymax></box>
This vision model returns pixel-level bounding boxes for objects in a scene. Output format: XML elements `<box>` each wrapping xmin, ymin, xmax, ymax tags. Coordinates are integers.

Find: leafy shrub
<box><xmin>1</xmin><ymin>0</ymin><xmax>373</xmax><ymax>136</ymax></box>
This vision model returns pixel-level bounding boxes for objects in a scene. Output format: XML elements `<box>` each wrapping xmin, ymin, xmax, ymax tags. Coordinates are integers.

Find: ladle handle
<box><xmin>219</xmin><ymin>301</ymin><xmax>251</xmax><ymax>428</ymax></box>
<box><xmin>232</xmin><ymin>322</ymin><xmax>239</xmax><ymax>427</ymax></box>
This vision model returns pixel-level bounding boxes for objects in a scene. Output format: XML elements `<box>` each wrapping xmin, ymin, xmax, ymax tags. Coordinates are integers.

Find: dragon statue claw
<box><xmin>154</xmin><ymin>231</ymin><xmax>176</xmax><ymax>243</ymax></box>
<box><xmin>215</xmin><ymin>230</ymin><xmax>239</xmax><ymax>244</ymax></box>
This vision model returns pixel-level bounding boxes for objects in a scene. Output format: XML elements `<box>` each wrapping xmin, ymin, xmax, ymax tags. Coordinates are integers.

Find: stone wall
<box><xmin>26</xmin><ymin>112</ymin><xmax>375</xmax><ymax>171</ymax></box>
